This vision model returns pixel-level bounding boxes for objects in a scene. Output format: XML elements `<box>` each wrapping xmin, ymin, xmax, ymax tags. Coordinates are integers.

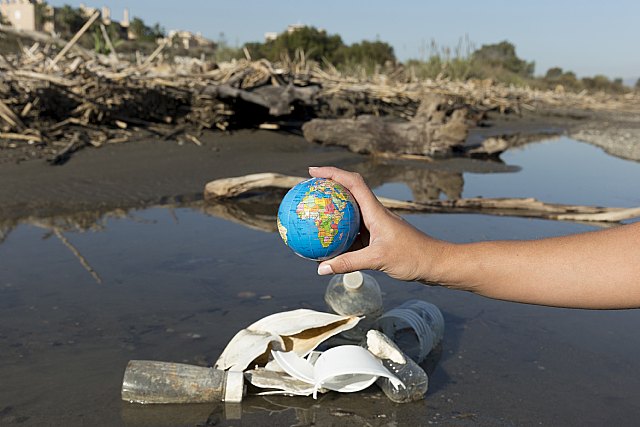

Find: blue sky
<box><xmin>48</xmin><ymin>0</ymin><xmax>639</xmax><ymax>80</ymax></box>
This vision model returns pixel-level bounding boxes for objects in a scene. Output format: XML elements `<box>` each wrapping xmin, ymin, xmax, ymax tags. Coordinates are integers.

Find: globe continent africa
<box><xmin>277</xmin><ymin>178</ymin><xmax>361</xmax><ymax>261</ymax></box>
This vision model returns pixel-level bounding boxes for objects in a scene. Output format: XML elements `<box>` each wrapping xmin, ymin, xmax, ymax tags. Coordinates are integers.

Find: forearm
<box><xmin>431</xmin><ymin>222</ymin><xmax>640</xmax><ymax>309</ymax></box>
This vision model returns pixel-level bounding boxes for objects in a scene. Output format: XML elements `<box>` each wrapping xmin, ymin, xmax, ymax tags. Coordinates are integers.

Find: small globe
<box><xmin>277</xmin><ymin>178</ymin><xmax>361</xmax><ymax>261</ymax></box>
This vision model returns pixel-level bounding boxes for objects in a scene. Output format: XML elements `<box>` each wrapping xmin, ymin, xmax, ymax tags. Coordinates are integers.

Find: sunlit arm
<box><xmin>310</xmin><ymin>166</ymin><xmax>640</xmax><ymax>309</ymax></box>
<box><xmin>432</xmin><ymin>222</ymin><xmax>640</xmax><ymax>309</ymax></box>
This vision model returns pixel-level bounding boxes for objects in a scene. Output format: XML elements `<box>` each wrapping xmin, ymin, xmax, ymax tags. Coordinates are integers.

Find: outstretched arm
<box><xmin>310</xmin><ymin>166</ymin><xmax>640</xmax><ymax>309</ymax></box>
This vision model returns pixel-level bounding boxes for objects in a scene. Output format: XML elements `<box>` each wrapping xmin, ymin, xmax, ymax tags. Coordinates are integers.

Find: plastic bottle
<box><xmin>324</xmin><ymin>271</ymin><xmax>383</xmax><ymax>340</ymax></box>
<box><xmin>374</xmin><ymin>299</ymin><xmax>444</xmax><ymax>364</ymax></box>
<box><xmin>121</xmin><ymin>360</ymin><xmax>245</xmax><ymax>403</ymax></box>
<box><xmin>365</xmin><ymin>330</ymin><xmax>429</xmax><ymax>403</ymax></box>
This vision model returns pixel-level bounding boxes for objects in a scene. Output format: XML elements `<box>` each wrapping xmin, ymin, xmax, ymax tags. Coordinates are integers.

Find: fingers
<box><xmin>317</xmin><ymin>247</ymin><xmax>379</xmax><ymax>275</ymax></box>
<box><xmin>308</xmin><ymin>167</ymin><xmax>385</xmax><ymax>223</ymax></box>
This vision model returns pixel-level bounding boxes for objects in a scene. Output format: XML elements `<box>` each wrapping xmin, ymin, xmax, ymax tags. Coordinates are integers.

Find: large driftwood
<box><xmin>202</xmin><ymin>83</ymin><xmax>318</xmax><ymax>116</ymax></box>
<box><xmin>204</xmin><ymin>173</ymin><xmax>305</xmax><ymax>199</ymax></box>
<box><xmin>48</xmin><ymin>11</ymin><xmax>100</xmax><ymax>69</ymax></box>
<box><xmin>302</xmin><ymin>94</ymin><xmax>474</xmax><ymax>157</ymax></box>
<box><xmin>1</xmin><ymin>21</ymin><xmax>638</xmax><ymax>165</ymax></box>
<box><xmin>203</xmin><ymin>173</ymin><xmax>640</xmax><ymax>225</ymax></box>
<box><xmin>0</xmin><ymin>24</ymin><xmax>98</xmax><ymax>60</ymax></box>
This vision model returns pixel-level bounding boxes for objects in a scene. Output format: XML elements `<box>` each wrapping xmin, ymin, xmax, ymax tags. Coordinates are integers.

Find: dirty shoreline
<box><xmin>1</xmin><ymin>106</ymin><xmax>638</xmax><ymax>226</ymax></box>
<box><xmin>3</xmin><ymin>108</ymin><xmax>640</xmax><ymax>426</ymax></box>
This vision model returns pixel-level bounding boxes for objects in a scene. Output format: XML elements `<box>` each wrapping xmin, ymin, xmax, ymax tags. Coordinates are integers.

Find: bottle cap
<box><xmin>343</xmin><ymin>271</ymin><xmax>364</xmax><ymax>290</ymax></box>
<box><xmin>223</xmin><ymin>370</ymin><xmax>245</xmax><ymax>403</ymax></box>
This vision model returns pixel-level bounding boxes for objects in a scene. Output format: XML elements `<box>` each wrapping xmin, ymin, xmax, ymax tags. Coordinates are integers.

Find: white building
<box><xmin>0</xmin><ymin>0</ymin><xmax>53</xmax><ymax>33</ymax></box>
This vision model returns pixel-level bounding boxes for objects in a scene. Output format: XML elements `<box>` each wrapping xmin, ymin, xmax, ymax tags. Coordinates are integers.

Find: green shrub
<box><xmin>243</xmin><ymin>26</ymin><xmax>395</xmax><ymax>68</ymax></box>
<box><xmin>471</xmin><ymin>41</ymin><xmax>535</xmax><ymax>77</ymax></box>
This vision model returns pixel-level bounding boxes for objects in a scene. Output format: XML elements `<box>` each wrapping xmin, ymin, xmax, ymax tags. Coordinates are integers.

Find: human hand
<box><xmin>312</xmin><ymin>168</ymin><xmax>640</xmax><ymax>308</ymax></box>
<box><xmin>309</xmin><ymin>166</ymin><xmax>451</xmax><ymax>283</ymax></box>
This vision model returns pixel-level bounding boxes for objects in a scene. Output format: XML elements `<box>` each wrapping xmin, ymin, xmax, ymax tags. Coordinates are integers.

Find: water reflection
<box><xmin>350</xmin><ymin>157</ymin><xmax>519</xmax><ymax>202</ymax></box>
<box><xmin>0</xmin><ymin>155</ymin><xmax>520</xmax><ymax>240</ymax></box>
<box><xmin>121</xmin><ymin>394</ymin><xmax>404</xmax><ymax>427</ymax></box>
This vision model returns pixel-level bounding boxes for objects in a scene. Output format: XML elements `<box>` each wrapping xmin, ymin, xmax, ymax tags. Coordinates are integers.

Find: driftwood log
<box><xmin>1</xmin><ymin>17</ymin><xmax>639</xmax><ymax>165</ymax></box>
<box><xmin>202</xmin><ymin>83</ymin><xmax>319</xmax><ymax>117</ymax></box>
<box><xmin>302</xmin><ymin>94</ymin><xmax>474</xmax><ymax>158</ymax></box>
<box><xmin>203</xmin><ymin>173</ymin><xmax>640</xmax><ymax>228</ymax></box>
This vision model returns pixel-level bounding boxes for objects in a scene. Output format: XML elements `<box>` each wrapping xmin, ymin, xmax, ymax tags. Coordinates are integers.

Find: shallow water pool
<box><xmin>1</xmin><ymin>137</ymin><xmax>639</xmax><ymax>426</ymax></box>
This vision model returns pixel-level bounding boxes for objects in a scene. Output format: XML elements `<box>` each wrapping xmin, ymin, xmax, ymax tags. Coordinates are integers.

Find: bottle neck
<box><xmin>343</xmin><ymin>271</ymin><xmax>364</xmax><ymax>290</ymax></box>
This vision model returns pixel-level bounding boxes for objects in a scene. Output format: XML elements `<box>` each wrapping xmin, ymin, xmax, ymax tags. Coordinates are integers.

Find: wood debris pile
<box><xmin>1</xmin><ymin>23</ymin><xmax>638</xmax><ymax>163</ymax></box>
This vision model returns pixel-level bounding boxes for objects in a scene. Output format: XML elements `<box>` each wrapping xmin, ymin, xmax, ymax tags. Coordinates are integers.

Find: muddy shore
<box><xmin>2</xmin><ymin>107</ymin><xmax>640</xmax><ymax>427</ymax></box>
<box><xmin>0</xmin><ymin>107</ymin><xmax>638</xmax><ymax>226</ymax></box>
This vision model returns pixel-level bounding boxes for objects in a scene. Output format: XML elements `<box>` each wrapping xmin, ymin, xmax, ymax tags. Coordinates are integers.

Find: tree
<box><xmin>582</xmin><ymin>74</ymin><xmax>612</xmax><ymax>91</ymax></box>
<box><xmin>545</xmin><ymin>67</ymin><xmax>564</xmax><ymax>79</ymax></box>
<box><xmin>636</xmin><ymin>78</ymin><xmax>640</xmax><ymax>91</ymax></box>
<box><xmin>338</xmin><ymin>40</ymin><xmax>396</xmax><ymax>66</ymax></box>
<box><xmin>542</xmin><ymin>67</ymin><xmax>581</xmax><ymax>91</ymax></box>
<box><xmin>248</xmin><ymin>26</ymin><xmax>344</xmax><ymax>63</ymax></box>
<box><xmin>34</xmin><ymin>3</ymin><xmax>53</xmax><ymax>31</ymax></box>
<box><xmin>129</xmin><ymin>17</ymin><xmax>165</xmax><ymax>43</ymax></box>
<box><xmin>53</xmin><ymin>5</ymin><xmax>85</xmax><ymax>37</ymax></box>
<box><xmin>243</xmin><ymin>26</ymin><xmax>395</xmax><ymax>67</ymax></box>
<box><xmin>472</xmin><ymin>41</ymin><xmax>535</xmax><ymax>77</ymax></box>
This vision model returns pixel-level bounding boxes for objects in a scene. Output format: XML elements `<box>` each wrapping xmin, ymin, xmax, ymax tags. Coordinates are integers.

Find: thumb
<box><xmin>317</xmin><ymin>248</ymin><xmax>376</xmax><ymax>275</ymax></box>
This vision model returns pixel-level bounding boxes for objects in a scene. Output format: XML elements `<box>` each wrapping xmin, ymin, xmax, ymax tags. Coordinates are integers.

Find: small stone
<box><xmin>237</xmin><ymin>291</ymin><xmax>256</xmax><ymax>299</ymax></box>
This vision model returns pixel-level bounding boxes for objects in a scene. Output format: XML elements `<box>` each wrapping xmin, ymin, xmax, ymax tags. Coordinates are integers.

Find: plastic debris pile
<box><xmin>121</xmin><ymin>271</ymin><xmax>445</xmax><ymax>405</ymax></box>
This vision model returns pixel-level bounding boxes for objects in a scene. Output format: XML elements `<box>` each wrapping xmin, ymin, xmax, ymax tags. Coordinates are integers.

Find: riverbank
<box><xmin>1</xmin><ymin>106</ymin><xmax>638</xmax><ymax>229</ymax></box>
<box><xmin>2</xmin><ymin>133</ymin><xmax>640</xmax><ymax>427</ymax></box>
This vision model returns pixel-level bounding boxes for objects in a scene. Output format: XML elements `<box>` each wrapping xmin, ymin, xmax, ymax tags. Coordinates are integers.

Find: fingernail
<box><xmin>317</xmin><ymin>264</ymin><xmax>334</xmax><ymax>275</ymax></box>
<box><xmin>308</xmin><ymin>166</ymin><xmax>319</xmax><ymax>170</ymax></box>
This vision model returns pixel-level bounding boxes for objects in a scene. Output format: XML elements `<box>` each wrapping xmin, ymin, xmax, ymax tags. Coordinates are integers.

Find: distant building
<box><xmin>165</xmin><ymin>29</ymin><xmax>215</xmax><ymax>50</ymax></box>
<box><xmin>121</xmin><ymin>8</ymin><xmax>129</xmax><ymax>28</ymax></box>
<box><xmin>79</xmin><ymin>3</ymin><xmax>127</xmax><ymax>28</ymax></box>
<box><xmin>100</xmin><ymin>6</ymin><xmax>110</xmax><ymax>25</ymax></box>
<box><xmin>1</xmin><ymin>1</ymin><xmax>129</xmax><ymax>37</ymax></box>
<box><xmin>79</xmin><ymin>3</ymin><xmax>131</xmax><ymax>40</ymax></box>
<box><xmin>78</xmin><ymin>2</ymin><xmax>97</xmax><ymax>18</ymax></box>
<box><xmin>264</xmin><ymin>23</ymin><xmax>311</xmax><ymax>41</ymax></box>
<box><xmin>287</xmin><ymin>23</ymin><xmax>304</xmax><ymax>34</ymax></box>
<box><xmin>0</xmin><ymin>0</ymin><xmax>53</xmax><ymax>33</ymax></box>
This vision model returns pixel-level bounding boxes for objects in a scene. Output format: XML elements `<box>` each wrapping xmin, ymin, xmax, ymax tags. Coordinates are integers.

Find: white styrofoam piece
<box><xmin>272</xmin><ymin>345</ymin><xmax>405</xmax><ymax>399</ymax></box>
<box><xmin>271</xmin><ymin>350</ymin><xmax>316</xmax><ymax>384</ymax></box>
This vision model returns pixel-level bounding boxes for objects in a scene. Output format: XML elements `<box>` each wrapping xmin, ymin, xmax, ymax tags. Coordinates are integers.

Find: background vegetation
<box><xmin>244</xmin><ymin>26</ymin><xmax>395</xmax><ymax>72</ymax></box>
<box><xmin>3</xmin><ymin>3</ymin><xmax>636</xmax><ymax>94</ymax></box>
<box><xmin>242</xmin><ymin>28</ymin><xmax>631</xmax><ymax>94</ymax></box>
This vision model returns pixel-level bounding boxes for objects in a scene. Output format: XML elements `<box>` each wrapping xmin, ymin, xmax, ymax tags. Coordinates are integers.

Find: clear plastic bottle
<box><xmin>324</xmin><ymin>271</ymin><xmax>383</xmax><ymax>340</ymax></box>
<box><xmin>374</xmin><ymin>299</ymin><xmax>444</xmax><ymax>364</ymax></box>
<box><xmin>365</xmin><ymin>330</ymin><xmax>429</xmax><ymax>403</ymax></box>
<box><xmin>121</xmin><ymin>360</ymin><xmax>245</xmax><ymax>403</ymax></box>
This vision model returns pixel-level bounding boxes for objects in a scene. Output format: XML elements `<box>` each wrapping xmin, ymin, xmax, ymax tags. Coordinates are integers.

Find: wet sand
<box><xmin>0</xmin><ymin>130</ymin><xmax>364</xmax><ymax>222</ymax></box>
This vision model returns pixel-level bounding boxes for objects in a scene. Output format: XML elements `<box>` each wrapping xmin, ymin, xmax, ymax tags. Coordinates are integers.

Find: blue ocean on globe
<box><xmin>277</xmin><ymin>178</ymin><xmax>361</xmax><ymax>260</ymax></box>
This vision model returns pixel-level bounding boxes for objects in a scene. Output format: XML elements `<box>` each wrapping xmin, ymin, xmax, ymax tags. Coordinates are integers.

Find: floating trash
<box><xmin>214</xmin><ymin>308</ymin><xmax>361</xmax><ymax>372</ymax></box>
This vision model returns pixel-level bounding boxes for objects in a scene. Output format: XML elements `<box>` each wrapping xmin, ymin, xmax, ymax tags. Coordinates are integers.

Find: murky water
<box><xmin>1</xmin><ymin>137</ymin><xmax>640</xmax><ymax>426</ymax></box>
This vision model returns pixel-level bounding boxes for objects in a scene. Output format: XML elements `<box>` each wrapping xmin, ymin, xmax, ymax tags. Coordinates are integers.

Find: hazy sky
<box><xmin>48</xmin><ymin>0</ymin><xmax>639</xmax><ymax>80</ymax></box>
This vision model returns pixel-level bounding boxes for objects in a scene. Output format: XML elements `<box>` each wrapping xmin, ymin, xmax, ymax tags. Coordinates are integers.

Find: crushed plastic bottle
<box><xmin>324</xmin><ymin>271</ymin><xmax>383</xmax><ymax>340</ymax></box>
<box><xmin>375</xmin><ymin>299</ymin><xmax>444</xmax><ymax>364</ymax></box>
<box><xmin>121</xmin><ymin>360</ymin><xmax>245</xmax><ymax>403</ymax></box>
<box><xmin>365</xmin><ymin>330</ymin><xmax>429</xmax><ymax>403</ymax></box>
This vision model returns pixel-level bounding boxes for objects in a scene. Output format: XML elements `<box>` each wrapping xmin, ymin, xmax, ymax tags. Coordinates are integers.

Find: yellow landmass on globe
<box><xmin>296</xmin><ymin>180</ymin><xmax>347</xmax><ymax>248</ymax></box>
<box><xmin>277</xmin><ymin>217</ymin><xmax>288</xmax><ymax>245</ymax></box>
